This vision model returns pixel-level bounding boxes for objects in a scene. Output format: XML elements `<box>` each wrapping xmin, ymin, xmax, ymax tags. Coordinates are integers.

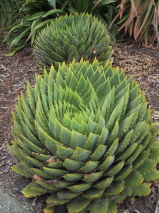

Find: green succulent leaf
<box><xmin>83</xmin><ymin>171</ymin><xmax>104</xmax><ymax>183</ymax></box>
<box><xmin>98</xmin><ymin>155</ymin><xmax>115</xmax><ymax>171</ymax></box>
<box><xmin>148</xmin><ymin>141</ymin><xmax>159</xmax><ymax>162</ymax></box>
<box><xmin>11</xmin><ymin>163</ymin><xmax>32</xmax><ymax>178</ymax></box>
<box><xmin>69</xmin><ymin>183</ymin><xmax>91</xmax><ymax>193</ymax></box>
<box><xmin>105</xmin><ymin>180</ymin><xmax>124</xmax><ymax>195</ymax></box>
<box><xmin>46</xmin><ymin>193</ymin><xmax>69</xmax><ymax>205</ymax></box>
<box><xmin>56</xmin><ymin>145</ymin><xmax>74</xmax><ymax>160</ymax></box>
<box><xmin>57</xmin><ymin>191</ymin><xmax>80</xmax><ymax>200</ymax></box>
<box><xmin>104</xmin><ymin>161</ymin><xmax>124</xmax><ymax>177</ymax></box>
<box><xmin>31</xmin><ymin>168</ymin><xmax>54</xmax><ymax>179</ymax></box>
<box><xmin>71</xmin><ymin>147</ymin><xmax>92</xmax><ymax>162</ymax></box>
<box><xmin>115</xmin><ymin>143</ymin><xmax>138</xmax><ymax>162</ymax></box>
<box><xmin>63</xmin><ymin>173</ymin><xmax>83</xmax><ymax>182</ymax></box>
<box><xmin>83</xmin><ymin>188</ymin><xmax>105</xmax><ymax>199</ymax></box>
<box><xmin>89</xmin><ymin>197</ymin><xmax>109</xmax><ymax>213</ymax></box>
<box><xmin>35</xmin><ymin>180</ymin><xmax>58</xmax><ymax>191</ymax></box>
<box><xmin>137</xmin><ymin>159</ymin><xmax>157</xmax><ymax>175</ymax></box>
<box><xmin>125</xmin><ymin>171</ymin><xmax>144</xmax><ymax>188</ymax></box>
<box><xmin>22</xmin><ymin>182</ymin><xmax>48</xmax><ymax>198</ymax></box>
<box><xmin>115</xmin><ymin>164</ymin><xmax>133</xmax><ymax>181</ymax></box>
<box><xmin>42</xmin><ymin>167</ymin><xmax>67</xmax><ymax>176</ymax></box>
<box><xmin>43</xmin><ymin>206</ymin><xmax>55</xmax><ymax>213</ymax></box>
<box><xmin>90</xmin><ymin>144</ymin><xmax>107</xmax><ymax>161</ymax></box>
<box><xmin>67</xmin><ymin>196</ymin><xmax>91</xmax><ymax>213</ymax></box>
<box><xmin>142</xmin><ymin>169</ymin><xmax>159</xmax><ymax>181</ymax></box>
<box><xmin>94</xmin><ymin>176</ymin><xmax>114</xmax><ymax>190</ymax></box>
<box><xmin>80</xmin><ymin>161</ymin><xmax>99</xmax><ymax>173</ymax></box>
<box><xmin>115</xmin><ymin>188</ymin><xmax>132</xmax><ymax>202</ymax></box>
<box><xmin>106</xmin><ymin>200</ymin><xmax>117</xmax><ymax>213</ymax></box>
<box><xmin>132</xmin><ymin>183</ymin><xmax>152</xmax><ymax>196</ymax></box>
<box><xmin>63</xmin><ymin>159</ymin><xmax>84</xmax><ymax>171</ymax></box>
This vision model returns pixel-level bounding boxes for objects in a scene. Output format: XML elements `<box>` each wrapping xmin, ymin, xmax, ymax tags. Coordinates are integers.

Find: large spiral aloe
<box><xmin>35</xmin><ymin>13</ymin><xmax>113</xmax><ymax>70</ymax></box>
<box><xmin>9</xmin><ymin>59</ymin><xmax>159</xmax><ymax>213</ymax></box>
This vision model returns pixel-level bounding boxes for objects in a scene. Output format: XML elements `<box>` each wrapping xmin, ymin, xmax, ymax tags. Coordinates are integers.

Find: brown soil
<box><xmin>0</xmin><ymin>38</ymin><xmax>159</xmax><ymax>213</ymax></box>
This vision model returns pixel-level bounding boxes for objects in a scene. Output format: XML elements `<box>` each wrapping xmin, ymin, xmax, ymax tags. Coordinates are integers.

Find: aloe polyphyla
<box><xmin>35</xmin><ymin>13</ymin><xmax>113</xmax><ymax>70</ymax></box>
<box><xmin>9</xmin><ymin>59</ymin><xmax>159</xmax><ymax>213</ymax></box>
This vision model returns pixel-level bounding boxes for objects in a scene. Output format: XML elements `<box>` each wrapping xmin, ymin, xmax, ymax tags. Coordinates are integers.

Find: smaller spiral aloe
<box><xmin>35</xmin><ymin>13</ymin><xmax>113</xmax><ymax>70</ymax></box>
<box><xmin>9</xmin><ymin>59</ymin><xmax>159</xmax><ymax>213</ymax></box>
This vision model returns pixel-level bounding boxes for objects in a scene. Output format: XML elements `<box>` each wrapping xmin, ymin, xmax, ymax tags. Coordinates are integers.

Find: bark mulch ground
<box><xmin>0</xmin><ymin>38</ymin><xmax>159</xmax><ymax>213</ymax></box>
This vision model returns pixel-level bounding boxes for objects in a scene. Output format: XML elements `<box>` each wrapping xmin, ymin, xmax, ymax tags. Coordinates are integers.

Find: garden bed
<box><xmin>0</xmin><ymin>39</ymin><xmax>159</xmax><ymax>213</ymax></box>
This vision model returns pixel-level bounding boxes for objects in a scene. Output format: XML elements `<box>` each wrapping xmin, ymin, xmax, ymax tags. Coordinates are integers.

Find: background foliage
<box><xmin>113</xmin><ymin>0</ymin><xmax>159</xmax><ymax>47</ymax></box>
<box><xmin>1</xmin><ymin>0</ymin><xmax>159</xmax><ymax>55</ymax></box>
<box><xmin>1</xmin><ymin>0</ymin><xmax>117</xmax><ymax>55</ymax></box>
<box><xmin>1</xmin><ymin>0</ymin><xmax>66</xmax><ymax>55</ymax></box>
<box><xmin>0</xmin><ymin>0</ymin><xmax>23</xmax><ymax>28</ymax></box>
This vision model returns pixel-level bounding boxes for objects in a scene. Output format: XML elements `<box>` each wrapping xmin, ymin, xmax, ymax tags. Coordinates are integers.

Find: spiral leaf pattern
<box><xmin>35</xmin><ymin>13</ymin><xmax>113</xmax><ymax>70</ymax></box>
<box><xmin>10</xmin><ymin>59</ymin><xmax>159</xmax><ymax>213</ymax></box>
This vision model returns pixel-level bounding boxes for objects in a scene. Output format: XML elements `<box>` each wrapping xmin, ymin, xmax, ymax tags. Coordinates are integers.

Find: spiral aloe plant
<box><xmin>35</xmin><ymin>13</ymin><xmax>113</xmax><ymax>70</ymax></box>
<box><xmin>9</xmin><ymin>59</ymin><xmax>159</xmax><ymax>213</ymax></box>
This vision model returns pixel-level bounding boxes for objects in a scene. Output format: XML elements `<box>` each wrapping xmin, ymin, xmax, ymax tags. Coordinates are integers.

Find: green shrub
<box><xmin>0</xmin><ymin>0</ymin><xmax>23</xmax><ymax>29</ymax></box>
<box><xmin>9</xmin><ymin>59</ymin><xmax>159</xmax><ymax>213</ymax></box>
<box><xmin>2</xmin><ymin>0</ymin><xmax>66</xmax><ymax>55</ymax></box>
<box><xmin>2</xmin><ymin>0</ymin><xmax>158</xmax><ymax>55</ymax></box>
<box><xmin>35</xmin><ymin>13</ymin><xmax>113</xmax><ymax>70</ymax></box>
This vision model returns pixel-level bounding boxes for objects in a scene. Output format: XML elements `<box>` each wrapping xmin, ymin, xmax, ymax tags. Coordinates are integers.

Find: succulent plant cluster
<box><xmin>9</xmin><ymin>59</ymin><xmax>159</xmax><ymax>213</ymax></box>
<box><xmin>35</xmin><ymin>13</ymin><xmax>113</xmax><ymax>70</ymax></box>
